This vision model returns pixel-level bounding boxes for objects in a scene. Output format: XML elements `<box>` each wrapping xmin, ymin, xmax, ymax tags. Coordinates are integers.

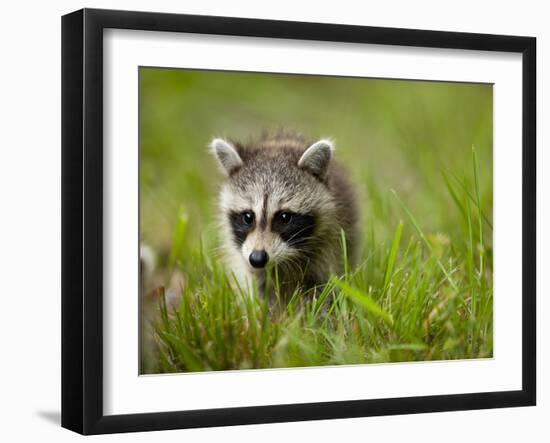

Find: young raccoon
<box><xmin>211</xmin><ymin>132</ymin><xmax>359</xmax><ymax>300</ymax></box>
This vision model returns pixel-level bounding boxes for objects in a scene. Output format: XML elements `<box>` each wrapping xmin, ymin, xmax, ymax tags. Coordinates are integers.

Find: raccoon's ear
<box><xmin>209</xmin><ymin>138</ymin><xmax>243</xmax><ymax>176</ymax></box>
<box><xmin>298</xmin><ymin>139</ymin><xmax>334</xmax><ymax>179</ymax></box>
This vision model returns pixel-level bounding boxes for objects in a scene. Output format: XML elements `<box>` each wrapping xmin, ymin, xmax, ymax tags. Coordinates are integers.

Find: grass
<box><xmin>139</xmin><ymin>68</ymin><xmax>493</xmax><ymax>373</ymax></box>
<box><xmin>142</xmin><ymin>149</ymin><xmax>492</xmax><ymax>373</ymax></box>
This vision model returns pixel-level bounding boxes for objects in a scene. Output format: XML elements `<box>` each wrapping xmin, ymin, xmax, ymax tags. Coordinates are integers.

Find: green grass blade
<box><xmin>466</xmin><ymin>197</ymin><xmax>476</xmax><ymax>296</ymax></box>
<box><xmin>449</xmin><ymin>171</ymin><xmax>493</xmax><ymax>230</ymax></box>
<box><xmin>442</xmin><ymin>171</ymin><xmax>468</xmax><ymax>223</ymax></box>
<box><xmin>340</xmin><ymin>228</ymin><xmax>350</xmax><ymax>279</ymax></box>
<box><xmin>472</xmin><ymin>146</ymin><xmax>485</xmax><ymax>280</ymax></box>
<box><xmin>335</xmin><ymin>280</ymin><xmax>393</xmax><ymax>325</ymax></box>
<box><xmin>383</xmin><ymin>221</ymin><xmax>403</xmax><ymax>293</ymax></box>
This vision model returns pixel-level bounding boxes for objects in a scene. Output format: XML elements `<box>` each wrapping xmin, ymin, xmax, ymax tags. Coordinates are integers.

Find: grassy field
<box><xmin>139</xmin><ymin>68</ymin><xmax>493</xmax><ymax>373</ymax></box>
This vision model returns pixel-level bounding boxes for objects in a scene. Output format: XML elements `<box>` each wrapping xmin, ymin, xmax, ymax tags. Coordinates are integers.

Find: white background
<box><xmin>0</xmin><ymin>0</ymin><xmax>546</xmax><ymax>441</ymax></box>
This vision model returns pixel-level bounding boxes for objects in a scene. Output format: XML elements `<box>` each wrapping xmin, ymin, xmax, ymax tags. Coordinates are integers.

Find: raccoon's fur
<box><xmin>211</xmin><ymin>131</ymin><xmax>359</xmax><ymax>300</ymax></box>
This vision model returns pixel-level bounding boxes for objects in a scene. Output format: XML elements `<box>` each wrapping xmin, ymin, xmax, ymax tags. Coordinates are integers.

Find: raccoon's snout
<box><xmin>249</xmin><ymin>250</ymin><xmax>269</xmax><ymax>268</ymax></box>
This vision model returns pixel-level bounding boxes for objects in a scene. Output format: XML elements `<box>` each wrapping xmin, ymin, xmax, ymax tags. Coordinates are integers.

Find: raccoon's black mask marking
<box><xmin>272</xmin><ymin>211</ymin><xmax>316</xmax><ymax>247</ymax></box>
<box><xmin>229</xmin><ymin>211</ymin><xmax>255</xmax><ymax>246</ymax></box>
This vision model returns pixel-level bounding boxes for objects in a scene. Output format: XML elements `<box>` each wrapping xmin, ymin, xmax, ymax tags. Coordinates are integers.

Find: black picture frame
<box><xmin>61</xmin><ymin>8</ymin><xmax>536</xmax><ymax>435</ymax></box>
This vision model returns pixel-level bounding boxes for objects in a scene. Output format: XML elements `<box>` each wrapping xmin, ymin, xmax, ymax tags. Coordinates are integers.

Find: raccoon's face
<box><xmin>227</xmin><ymin>205</ymin><xmax>317</xmax><ymax>270</ymax></box>
<box><xmin>211</xmin><ymin>137</ymin><xmax>336</xmax><ymax>271</ymax></box>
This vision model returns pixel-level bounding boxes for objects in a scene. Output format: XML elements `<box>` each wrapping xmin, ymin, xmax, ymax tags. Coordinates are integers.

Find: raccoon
<box><xmin>211</xmin><ymin>132</ymin><xmax>359</xmax><ymax>300</ymax></box>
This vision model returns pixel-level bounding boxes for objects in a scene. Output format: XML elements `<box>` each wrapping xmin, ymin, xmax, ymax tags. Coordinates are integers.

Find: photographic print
<box><xmin>139</xmin><ymin>67</ymin><xmax>493</xmax><ymax>374</ymax></box>
<box><xmin>62</xmin><ymin>9</ymin><xmax>536</xmax><ymax>433</ymax></box>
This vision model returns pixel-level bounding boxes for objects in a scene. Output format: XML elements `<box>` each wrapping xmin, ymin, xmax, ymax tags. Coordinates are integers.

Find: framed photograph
<box><xmin>61</xmin><ymin>8</ymin><xmax>536</xmax><ymax>435</ymax></box>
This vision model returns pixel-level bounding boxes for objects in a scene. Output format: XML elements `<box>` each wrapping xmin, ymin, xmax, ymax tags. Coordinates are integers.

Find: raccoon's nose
<box><xmin>249</xmin><ymin>250</ymin><xmax>269</xmax><ymax>268</ymax></box>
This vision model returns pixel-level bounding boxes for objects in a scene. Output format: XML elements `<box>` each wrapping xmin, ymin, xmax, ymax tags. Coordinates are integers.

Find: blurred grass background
<box><xmin>139</xmin><ymin>67</ymin><xmax>493</xmax><ymax>373</ymax></box>
<box><xmin>140</xmin><ymin>68</ymin><xmax>492</xmax><ymax>251</ymax></box>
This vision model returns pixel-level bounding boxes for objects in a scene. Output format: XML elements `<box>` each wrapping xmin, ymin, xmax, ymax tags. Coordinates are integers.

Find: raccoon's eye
<box><xmin>242</xmin><ymin>211</ymin><xmax>255</xmax><ymax>225</ymax></box>
<box><xmin>278</xmin><ymin>212</ymin><xmax>293</xmax><ymax>224</ymax></box>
